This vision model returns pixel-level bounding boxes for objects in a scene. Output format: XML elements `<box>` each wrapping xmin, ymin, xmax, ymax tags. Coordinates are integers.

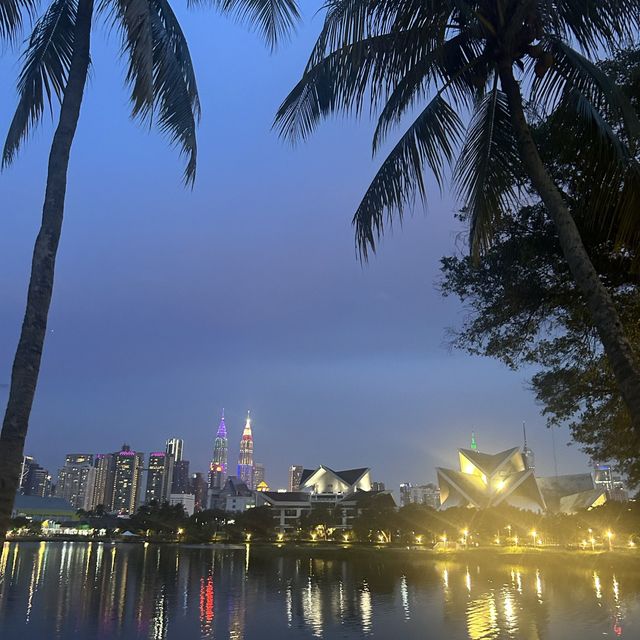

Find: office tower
<box><xmin>57</xmin><ymin>454</ymin><xmax>96</xmax><ymax>510</ymax></box>
<box><xmin>92</xmin><ymin>453</ymin><xmax>116</xmax><ymax>510</ymax></box>
<box><xmin>145</xmin><ymin>451</ymin><xmax>174</xmax><ymax>504</ymax></box>
<box><xmin>522</xmin><ymin>422</ymin><xmax>535</xmax><ymax>471</ymax></box>
<box><xmin>166</xmin><ymin>438</ymin><xmax>184</xmax><ymax>462</ymax></box>
<box><xmin>172</xmin><ymin>460</ymin><xmax>191</xmax><ymax>494</ymax></box>
<box><xmin>20</xmin><ymin>457</ymin><xmax>52</xmax><ymax>497</ymax></box>
<box><xmin>254</xmin><ymin>463</ymin><xmax>265</xmax><ymax>487</ymax></box>
<box><xmin>191</xmin><ymin>472</ymin><xmax>208</xmax><ymax>511</ymax></box>
<box><xmin>237</xmin><ymin>412</ymin><xmax>254</xmax><ymax>490</ymax></box>
<box><xmin>209</xmin><ymin>410</ymin><xmax>228</xmax><ymax>490</ymax></box>
<box><xmin>371</xmin><ymin>481</ymin><xmax>385</xmax><ymax>492</ymax></box>
<box><xmin>111</xmin><ymin>444</ymin><xmax>144</xmax><ymax>514</ymax></box>
<box><xmin>288</xmin><ymin>465</ymin><xmax>303</xmax><ymax>492</ymax></box>
<box><xmin>399</xmin><ymin>482</ymin><xmax>440</xmax><ymax>509</ymax></box>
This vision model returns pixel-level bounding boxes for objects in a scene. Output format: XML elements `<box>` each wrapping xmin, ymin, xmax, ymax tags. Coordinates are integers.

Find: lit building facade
<box><xmin>237</xmin><ymin>412</ymin><xmax>254</xmax><ymax>489</ymax></box>
<box><xmin>399</xmin><ymin>482</ymin><xmax>440</xmax><ymax>509</ymax></box>
<box><xmin>209</xmin><ymin>410</ymin><xmax>228</xmax><ymax>490</ymax></box>
<box><xmin>111</xmin><ymin>445</ymin><xmax>144</xmax><ymax>514</ymax></box>
<box><xmin>92</xmin><ymin>453</ymin><xmax>115</xmax><ymax>509</ymax></box>
<box><xmin>165</xmin><ymin>438</ymin><xmax>184</xmax><ymax>462</ymax></box>
<box><xmin>288</xmin><ymin>465</ymin><xmax>303</xmax><ymax>492</ymax></box>
<box><xmin>145</xmin><ymin>452</ymin><xmax>174</xmax><ymax>504</ymax></box>
<box><xmin>57</xmin><ymin>454</ymin><xmax>96</xmax><ymax>511</ymax></box>
<box><xmin>172</xmin><ymin>460</ymin><xmax>191</xmax><ymax>494</ymax></box>
<box><xmin>254</xmin><ymin>463</ymin><xmax>265</xmax><ymax>487</ymax></box>
<box><xmin>20</xmin><ymin>456</ymin><xmax>52</xmax><ymax>497</ymax></box>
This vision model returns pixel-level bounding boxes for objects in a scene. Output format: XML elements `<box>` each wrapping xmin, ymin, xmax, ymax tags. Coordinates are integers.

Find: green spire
<box><xmin>471</xmin><ymin>431</ymin><xmax>478</xmax><ymax>451</ymax></box>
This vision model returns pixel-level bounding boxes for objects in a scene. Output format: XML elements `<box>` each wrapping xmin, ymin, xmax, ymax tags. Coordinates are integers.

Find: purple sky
<box><xmin>0</xmin><ymin>2</ymin><xmax>591</xmax><ymax>493</ymax></box>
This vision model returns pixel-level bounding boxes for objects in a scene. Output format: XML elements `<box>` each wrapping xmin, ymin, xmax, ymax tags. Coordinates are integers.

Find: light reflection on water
<box><xmin>0</xmin><ymin>541</ymin><xmax>639</xmax><ymax>639</ymax></box>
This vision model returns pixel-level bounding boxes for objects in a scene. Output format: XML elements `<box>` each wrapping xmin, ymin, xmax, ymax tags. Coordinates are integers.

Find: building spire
<box><xmin>471</xmin><ymin>431</ymin><xmax>478</xmax><ymax>451</ymax></box>
<box><xmin>523</xmin><ymin>421</ymin><xmax>527</xmax><ymax>448</ymax></box>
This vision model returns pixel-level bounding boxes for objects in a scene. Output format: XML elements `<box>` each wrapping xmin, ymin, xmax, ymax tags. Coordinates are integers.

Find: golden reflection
<box><xmin>285</xmin><ymin>583</ymin><xmax>293</xmax><ymax>627</ymax></box>
<box><xmin>400</xmin><ymin>574</ymin><xmax>410</xmax><ymax>620</ymax></box>
<box><xmin>465</xmin><ymin>568</ymin><xmax>472</xmax><ymax>593</ymax></box>
<box><xmin>613</xmin><ymin>575</ymin><xmax>620</xmax><ymax>602</ymax></box>
<box><xmin>0</xmin><ymin>542</ymin><xmax>10</xmax><ymax>580</ymax></box>
<box><xmin>245</xmin><ymin>543</ymin><xmax>250</xmax><ymax>573</ymax></box>
<box><xmin>535</xmin><ymin>569</ymin><xmax>543</xmax><ymax>601</ymax></box>
<box><xmin>151</xmin><ymin>588</ymin><xmax>168</xmax><ymax>640</ymax></box>
<box><xmin>302</xmin><ymin>577</ymin><xmax>323</xmax><ymax>637</ymax></box>
<box><xmin>443</xmin><ymin>568</ymin><xmax>449</xmax><ymax>591</ymax></box>
<box><xmin>466</xmin><ymin>590</ymin><xmax>498</xmax><ymax>640</ymax></box>
<box><xmin>360</xmin><ymin>581</ymin><xmax>372</xmax><ymax>635</ymax></box>
<box><xmin>593</xmin><ymin>571</ymin><xmax>602</xmax><ymax>599</ymax></box>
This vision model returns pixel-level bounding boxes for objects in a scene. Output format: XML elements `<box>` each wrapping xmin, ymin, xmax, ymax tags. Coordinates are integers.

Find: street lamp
<box><xmin>530</xmin><ymin>530</ymin><xmax>537</xmax><ymax>547</ymax></box>
<box><xmin>441</xmin><ymin>533</ymin><xmax>448</xmax><ymax>550</ymax></box>
<box><xmin>461</xmin><ymin>529</ymin><xmax>469</xmax><ymax>546</ymax></box>
<box><xmin>606</xmin><ymin>530</ymin><xmax>614</xmax><ymax>551</ymax></box>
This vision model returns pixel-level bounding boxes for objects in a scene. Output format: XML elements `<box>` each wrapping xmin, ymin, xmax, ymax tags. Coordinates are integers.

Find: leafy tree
<box><xmin>276</xmin><ymin>1</ymin><xmax>640</xmax><ymax>458</ymax></box>
<box><xmin>130</xmin><ymin>501</ymin><xmax>188</xmax><ymax>535</ymax></box>
<box><xmin>234</xmin><ymin>505</ymin><xmax>274</xmax><ymax>539</ymax></box>
<box><xmin>351</xmin><ymin>493</ymin><xmax>397</xmax><ymax>542</ymax></box>
<box><xmin>299</xmin><ymin>504</ymin><xmax>340</xmax><ymax>539</ymax></box>
<box><xmin>0</xmin><ymin>0</ymin><xmax>300</xmax><ymax>538</ymax></box>
<box><xmin>440</xmin><ymin>47</ymin><xmax>640</xmax><ymax>484</ymax></box>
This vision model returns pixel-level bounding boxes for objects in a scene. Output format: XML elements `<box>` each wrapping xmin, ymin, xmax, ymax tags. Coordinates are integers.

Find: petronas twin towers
<box><xmin>208</xmin><ymin>410</ymin><xmax>255</xmax><ymax>490</ymax></box>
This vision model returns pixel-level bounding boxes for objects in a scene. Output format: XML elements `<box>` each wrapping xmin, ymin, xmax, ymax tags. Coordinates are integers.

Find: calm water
<box><xmin>1</xmin><ymin>542</ymin><xmax>639</xmax><ymax>639</ymax></box>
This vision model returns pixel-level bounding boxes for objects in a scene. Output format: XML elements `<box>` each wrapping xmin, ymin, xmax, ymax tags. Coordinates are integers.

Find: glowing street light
<box><xmin>606</xmin><ymin>530</ymin><xmax>614</xmax><ymax>551</ymax></box>
<box><xmin>277</xmin><ymin>533</ymin><xmax>284</xmax><ymax>542</ymax></box>
<box><xmin>177</xmin><ymin>528</ymin><xmax>184</xmax><ymax>536</ymax></box>
<box><xmin>343</xmin><ymin>533</ymin><xmax>350</xmax><ymax>543</ymax></box>
<box><xmin>530</xmin><ymin>530</ymin><xmax>537</xmax><ymax>547</ymax></box>
<box><xmin>461</xmin><ymin>529</ymin><xmax>469</xmax><ymax>546</ymax></box>
<box><xmin>590</xmin><ymin>537</ymin><xmax>596</xmax><ymax>551</ymax></box>
<box><xmin>441</xmin><ymin>533</ymin><xmax>448</xmax><ymax>550</ymax></box>
<box><xmin>415</xmin><ymin>535</ymin><xmax>423</xmax><ymax>545</ymax></box>
<box><xmin>245</xmin><ymin>533</ymin><xmax>252</xmax><ymax>542</ymax></box>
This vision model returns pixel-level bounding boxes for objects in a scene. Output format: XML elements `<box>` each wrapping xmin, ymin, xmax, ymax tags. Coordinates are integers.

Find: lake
<box><xmin>0</xmin><ymin>541</ymin><xmax>639</xmax><ymax>639</ymax></box>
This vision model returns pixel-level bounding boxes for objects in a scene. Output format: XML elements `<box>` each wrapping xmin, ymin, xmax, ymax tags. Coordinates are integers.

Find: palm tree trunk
<box><xmin>498</xmin><ymin>61</ymin><xmax>640</xmax><ymax>434</ymax></box>
<box><xmin>0</xmin><ymin>0</ymin><xmax>94</xmax><ymax>538</ymax></box>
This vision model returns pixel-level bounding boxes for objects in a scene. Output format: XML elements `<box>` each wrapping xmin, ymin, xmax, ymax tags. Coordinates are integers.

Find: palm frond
<box><xmin>149</xmin><ymin>0</ymin><xmax>199</xmax><ymax>184</ymax></box>
<box><xmin>454</xmin><ymin>81</ymin><xmax>522</xmax><ymax>258</ymax></box>
<box><xmin>192</xmin><ymin>0</ymin><xmax>299</xmax><ymax>50</ymax></box>
<box><xmin>112</xmin><ymin>0</ymin><xmax>154</xmax><ymax>118</ymax></box>
<box><xmin>3</xmin><ymin>0</ymin><xmax>77</xmax><ymax>167</ymax></box>
<box><xmin>540</xmin><ymin>0</ymin><xmax>640</xmax><ymax>56</ymax></box>
<box><xmin>532</xmin><ymin>37</ymin><xmax>640</xmax><ymax>140</ymax></box>
<box><xmin>372</xmin><ymin>32</ymin><xmax>485</xmax><ymax>152</ymax></box>
<box><xmin>275</xmin><ymin>29</ymin><xmax>444</xmax><ymax>144</ymax></box>
<box><xmin>353</xmin><ymin>94</ymin><xmax>463</xmax><ymax>258</ymax></box>
<box><xmin>0</xmin><ymin>0</ymin><xmax>38</xmax><ymax>41</ymax></box>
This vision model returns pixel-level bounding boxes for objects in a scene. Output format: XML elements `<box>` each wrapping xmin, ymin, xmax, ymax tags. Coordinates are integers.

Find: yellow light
<box><xmin>343</xmin><ymin>534</ymin><xmax>350</xmax><ymax>542</ymax></box>
<box><xmin>277</xmin><ymin>533</ymin><xmax>284</xmax><ymax>542</ymax></box>
<box><xmin>415</xmin><ymin>535</ymin><xmax>423</xmax><ymax>544</ymax></box>
<box><xmin>245</xmin><ymin>533</ymin><xmax>252</xmax><ymax>542</ymax></box>
<box><xmin>177</xmin><ymin>528</ymin><xmax>184</xmax><ymax>535</ymax></box>
<box><xmin>606</xmin><ymin>530</ymin><xmax>614</xmax><ymax>539</ymax></box>
<box><xmin>462</xmin><ymin>529</ymin><xmax>469</xmax><ymax>537</ymax></box>
<box><xmin>628</xmin><ymin>539</ymin><xmax>636</xmax><ymax>548</ymax></box>
<box><xmin>494</xmin><ymin>536</ymin><xmax>501</xmax><ymax>545</ymax></box>
<box><xmin>496</xmin><ymin>479</ymin><xmax>506</xmax><ymax>491</ymax></box>
<box><xmin>311</xmin><ymin>533</ymin><xmax>317</xmax><ymax>541</ymax></box>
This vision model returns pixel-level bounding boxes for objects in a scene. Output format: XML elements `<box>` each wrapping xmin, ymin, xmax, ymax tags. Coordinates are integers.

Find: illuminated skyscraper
<box><xmin>92</xmin><ymin>453</ymin><xmax>115</xmax><ymax>509</ymax></box>
<box><xmin>57</xmin><ymin>454</ymin><xmax>96</xmax><ymax>510</ymax></box>
<box><xmin>254</xmin><ymin>463</ymin><xmax>265</xmax><ymax>487</ymax></box>
<box><xmin>237</xmin><ymin>412</ymin><xmax>254</xmax><ymax>489</ymax></box>
<box><xmin>111</xmin><ymin>444</ymin><xmax>144</xmax><ymax>514</ymax></box>
<box><xmin>209</xmin><ymin>410</ymin><xmax>228</xmax><ymax>490</ymax></box>
<box><xmin>166</xmin><ymin>438</ymin><xmax>184</xmax><ymax>462</ymax></box>
<box><xmin>145</xmin><ymin>451</ymin><xmax>174</xmax><ymax>503</ymax></box>
<box><xmin>288</xmin><ymin>465</ymin><xmax>303</xmax><ymax>491</ymax></box>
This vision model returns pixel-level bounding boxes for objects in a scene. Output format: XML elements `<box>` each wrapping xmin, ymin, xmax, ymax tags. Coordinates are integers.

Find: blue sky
<box><xmin>0</xmin><ymin>1</ymin><xmax>590</xmax><ymax>492</ymax></box>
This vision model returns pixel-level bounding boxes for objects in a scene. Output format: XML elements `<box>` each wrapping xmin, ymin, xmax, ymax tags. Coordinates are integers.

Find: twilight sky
<box><xmin>0</xmin><ymin>1</ymin><xmax>591</xmax><ymax>493</ymax></box>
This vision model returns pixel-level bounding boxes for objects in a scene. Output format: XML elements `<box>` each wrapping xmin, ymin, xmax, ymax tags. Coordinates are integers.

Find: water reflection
<box><xmin>0</xmin><ymin>542</ymin><xmax>638</xmax><ymax>639</ymax></box>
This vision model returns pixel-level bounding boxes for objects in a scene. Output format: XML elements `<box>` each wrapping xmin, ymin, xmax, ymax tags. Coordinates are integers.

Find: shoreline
<box><xmin>5</xmin><ymin>538</ymin><xmax>640</xmax><ymax>567</ymax></box>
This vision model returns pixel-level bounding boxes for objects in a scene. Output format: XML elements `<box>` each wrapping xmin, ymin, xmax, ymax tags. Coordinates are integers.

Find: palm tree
<box><xmin>276</xmin><ymin>1</ymin><xmax>640</xmax><ymax>439</ymax></box>
<box><xmin>0</xmin><ymin>0</ymin><xmax>300</xmax><ymax>537</ymax></box>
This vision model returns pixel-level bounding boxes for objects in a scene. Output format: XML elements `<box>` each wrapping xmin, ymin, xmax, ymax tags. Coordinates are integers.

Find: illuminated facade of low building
<box><xmin>437</xmin><ymin>447</ymin><xmax>546</xmax><ymax>513</ymax></box>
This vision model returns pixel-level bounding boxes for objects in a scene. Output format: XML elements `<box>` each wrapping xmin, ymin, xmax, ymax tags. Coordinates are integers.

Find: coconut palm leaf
<box><xmin>2</xmin><ymin>0</ymin><xmax>78</xmax><ymax>167</ymax></box>
<box><xmin>353</xmin><ymin>94</ymin><xmax>463</xmax><ymax>258</ymax></box>
<box><xmin>149</xmin><ymin>0</ymin><xmax>199</xmax><ymax>183</ymax></box>
<box><xmin>193</xmin><ymin>0</ymin><xmax>300</xmax><ymax>50</ymax></box>
<box><xmin>454</xmin><ymin>79</ymin><xmax>521</xmax><ymax>257</ymax></box>
<box><xmin>0</xmin><ymin>0</ymin><xmax>38</xmax><ymax>41</ymax></box>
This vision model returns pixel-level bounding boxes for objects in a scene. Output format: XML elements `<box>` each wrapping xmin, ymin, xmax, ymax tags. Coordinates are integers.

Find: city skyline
<box><xmin>0</xmin><ymin>5</ymin><xmax>593</xmax><ymax>498</ymax></box>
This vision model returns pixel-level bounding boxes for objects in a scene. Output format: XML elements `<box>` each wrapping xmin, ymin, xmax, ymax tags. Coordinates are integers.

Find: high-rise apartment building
<box><xmin>92</xmin><ymin>453</ymin><xmax>116</xmax><ymax>510</ymax></box>
<box><xmin>145</xmin><ymin>451</ymin><xmax>174</xmax><ymax>504</ymax></box>
<box><xmin>191</xmin><ymin>472</ymin><xmax>208</xmax><ymax>511</ymax></box>
<box><xmin>20</xmin><ymin>456</ymin><xmax>52</xmax><ymax>497</ymax></box>
<box><xmin>288</xmin><ymin>465</ymin><xmax>303</xmax><ymax>492</ymax></box>
<box><xmin>254</xmin><ymin>463</ymin><xmax>265</xmax><ymax>488</ymax></box>
<box><xmin>166</xmin><ymin>438</ymin><xmax>184</xmax><ymax>462</ymax></box>
<box><xmin>399</xmin><ymin>482</ymin><xmax>441</xmax><ymax>509</ymax></box>
<box><xmin>209</xmin><ymin>410</ymin><xmax>228</xmax><ymax>490</ymax></box>
<box><xmin>57</xmin><ymin>454</ymin><xmax>96</xmax><ymax>511</ymax></box>
<box><xmin>237</xmin><ymin>412</ymin><xmax>254</xmax><ymax>489</ymax></box>
<box><xmin>171</xmin><ymin>460</ymin><xmax>191</xmax><ymax>494</ymax></box>
<box><xmin>111</xmin><ymin>445</ymin><xmax>144</xmax><ymax>514</ymax></box>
